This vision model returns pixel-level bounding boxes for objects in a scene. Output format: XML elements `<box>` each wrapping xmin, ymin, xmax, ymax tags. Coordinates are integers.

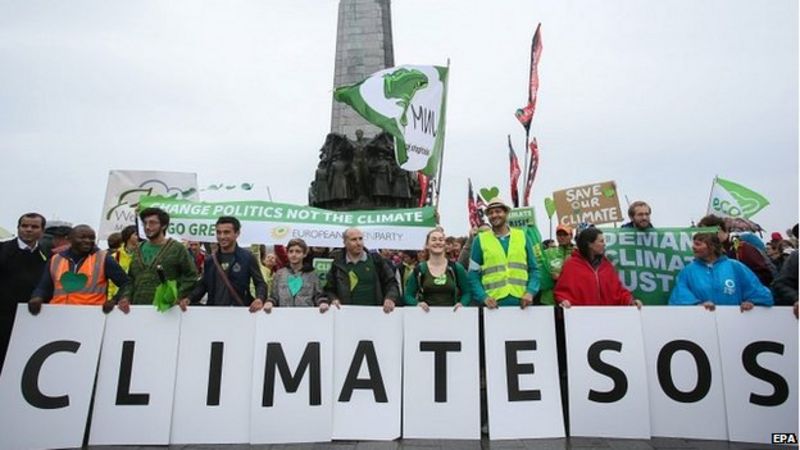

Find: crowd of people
<box><xmin>0</xmin><ymin>200</ymin><xmax>797</xmax><ymax>381</ymax></box>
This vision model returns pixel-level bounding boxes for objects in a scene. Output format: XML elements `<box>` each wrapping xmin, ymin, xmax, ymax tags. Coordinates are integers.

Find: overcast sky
<box><xmin>0</xmin><ymin>0</ymin><xmax>797</xmax><ymax>240</ymax></box>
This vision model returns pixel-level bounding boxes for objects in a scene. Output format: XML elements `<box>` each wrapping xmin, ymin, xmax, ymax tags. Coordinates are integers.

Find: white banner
<box><xmin>171</xmin><ymin>308</ymin><xmax>255</xmax><ymax>444</ymax></box>
<box><xmin>564</xmin><ymin>307</ymin><xmax>651</xmax><ymax>439</ymax></box>
<box><xmin>641</xmin><ymin>306</ymin><xmax>727</xmax><ymax>440</ymax></box>
<box><xmin>98</xmin><ymin>170</ymin><xmax>198</xmax><ymax>240</ymax></box>
<box><xmin>138</xmin><ymin>195</ymin><xmax>437</xmax><ymax>248</ymax></box>
<box><xmin>402</xmin><ymin>307</ymin><xmax>480</xmax><ymax>439</ymax></box>
<box><xmin>332</xmin><ymin>306</ymin><xmax>403</xmax><ymax>440</ymax></box>
<box><xmin>483</xmin><ymin>307</ymin><xmax>565</xmax><ymax>440</ymax></box>
<box><xmin>3</xmin><ymin>305</ymin><xmax>798</xmax><ymax>447</ymax></box>
<box><xmin>0</xmin><ymin>305</ymin><xmax>106</xmax><ymax>450</ymax></box>
<box><xmin>89</xmin><ymin>306</ymin><xmax>182</xmax><ymax>446</ymax></box>
<box><xmin>715</xmin><ymin>307</ymin><xmax>798</xmax><ymax>444</ymax></box>
<box><xmin>250</xmin><ymin>308</ymin><xmax>334</xmax><ymax>444</ymax></box>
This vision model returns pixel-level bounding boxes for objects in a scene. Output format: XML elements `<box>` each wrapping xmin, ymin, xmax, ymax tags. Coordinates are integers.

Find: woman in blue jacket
<box><xmin>669</xmin><ymin>233</ymin><xmax>773</xmax><ymax>311</ymax></box>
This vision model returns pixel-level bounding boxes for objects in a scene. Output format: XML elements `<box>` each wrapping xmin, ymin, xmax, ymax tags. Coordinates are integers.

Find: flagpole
<box><xmin>522</xmin><ymin>129</ymin><xmax>530</xmax><ymax>201</ymax></box>
<box><xmin>433</xmin><ymin>59</ymin><xmax>450</xmax><ymax>210</ymax></box>
<box><xmin>705</xmin><ymin>175</ymin><xmax>718</xmax><ymax>216</ymax></box>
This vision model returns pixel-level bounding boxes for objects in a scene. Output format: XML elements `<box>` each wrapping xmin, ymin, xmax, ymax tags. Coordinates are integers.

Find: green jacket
<box><xmin>121</xmin><ymin>239</ymin><xmax>198</xmax><ymax>305</ymax></box>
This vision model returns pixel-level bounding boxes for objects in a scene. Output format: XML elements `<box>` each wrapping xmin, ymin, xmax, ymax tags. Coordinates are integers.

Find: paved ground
<box><xmin>85</xmin><ymin>437</ymin><xmax>794</xmax><ymax>450</ymax></box>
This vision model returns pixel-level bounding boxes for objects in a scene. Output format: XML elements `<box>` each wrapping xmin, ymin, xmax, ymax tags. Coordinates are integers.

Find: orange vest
<box><xmin>50</xmin><ymin>251</ymin><xmax>108</xmax><ymax>305</ymax></box>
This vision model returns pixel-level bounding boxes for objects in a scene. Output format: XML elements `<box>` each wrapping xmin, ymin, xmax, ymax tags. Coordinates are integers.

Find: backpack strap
<box><xmin>447</xmin><ymin>261</ymin><xmax>460</xmax><ymax>303</ymax></box>
<box><xmin>413</xmin><ymin>264</ymin><xmax>424</xmax><ymax>298</ymax></box>
<box><xmin>210</xmin><ymin>252</ymin><xmax>245</xmax><ymax>306</ymax></box>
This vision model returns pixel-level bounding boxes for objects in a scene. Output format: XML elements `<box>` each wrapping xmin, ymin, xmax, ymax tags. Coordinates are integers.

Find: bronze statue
<box><xmin>309</xmin><ymin>131</ymin><xmax>422</xmax><ymax>210</ymax></box>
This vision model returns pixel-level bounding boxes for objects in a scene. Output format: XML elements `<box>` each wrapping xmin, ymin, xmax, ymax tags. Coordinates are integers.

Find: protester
<box><xmin>117</xmin><ymin>207</ymin><xmax>197</xmax><ymax>311</ymax></box>
<box><xmin>324</xmin><ymin>227</ymin><xmax>399</xmax><ymax>313</ymax></box>
<box><xmin>42</xmin><ymin>220</ymin><xmax>73</xmax><ymax>255</ymax></box>
<box><xmin>458</xmin><ymin>224</ymin><xmax>489</xmax><ymax>269</ymax></box>
<box><xmin>766</xmin><ymin>241</ymin><xmax>786</xmax><ymax>273</ymax></box>
<box><xmin>395</xmin><ymin>250</ymin><xmax>418</xmax><ymax>297</ymax></box>
<box><xmin>621</xmin><ymin>201</ymin><xmax>653</xmax><ymax>230</ymax></box>
<box><xmin>262</xmin><ymin>251</ymin><xmax>278</xmax><ymax>287</ymax></box>
<box><xmin>445</xmin><ymin>236</ymin><xmax>462</xmax><ymax>262</ymax></box>
<box><xmin>548</xmin><ymin>224</ymin><xmax>575</xmax><ymax>280</ymax></box>
<box><xmin>404</xmin><ymin>229</ymin><xmax>470</xmax><ymax>310</ymax></box>
<box><xmin>115</xmin><ymin>225</ymin><xmax>138</xmax><ymax>268</ymax></box>
<box><xmin>180</xmin><ymin>216</ymin><xmax>266</xmax><ymax>312</ymax></box>
<box><xmin>669</xmin><ymin>232</ymin><xmax>773</xmax><ymax>311</ymax></box>
<box><xmin>468</xmin><ymin>197</ymin><xmax>539</xmax><ymax>308</ymax></box>
<box><xmin>107</xmin><ymin>232</ymin><xmax>123</xmax><ymax>252</ymax></box>
<box><xmin>0</xmin><ymin>213</ymin><xmax>48</xmax><ymax>374</ymax></box>
<box><xmin>539</xmin><ymin>224</ymin><xmax>575</xmax><ymax>305</ymax></box>
<box><xmin>266</xmin><ymin>238</ymin><xmax>327</xmax><ymax>312</ymax></box>
<box><xmin>698</xmin><ymin>214</ymin><xmax>775</xmax><ymax>286</ymax></box>
<box><xmin>187</xmin><ymin>241</ymin><xmax>206</xmax><ymax>275</ymax></box>
<box><xmin>772</xmin><ymin>251</ymin><xmax>798</xmax><ymax>310</ymax></box>
<box><xmin>554</xmin><ymin>227</ymin><xmax>641</xmax><ymax>308</ymax></box>
<box><xmin>108</xmin><ymin>225</ymin><xmax>138</xmax><ymax>300</ymax></box>
<box><xmin>771</xmin><ymin>226</ymin><xmax>798</xmax><ymax>318</ymax></box>
<box><xmin>28</xmin><ymin>225</ymin><xmax>129</xmax><ymax>315</ymax></box>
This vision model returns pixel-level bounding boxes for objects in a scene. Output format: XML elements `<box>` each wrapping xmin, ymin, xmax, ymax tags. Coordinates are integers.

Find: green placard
<box><xmin>313</xmin><ymin>258</ymin><xmax>333</xmax><ymax>289</ymax></box>
<box><xmin>601</xmin><ymin>227</ymin><xmax>714</xmax><ymax>305</ymax></box>
<box><xmin>509</xmin><ymin>207</ymin><xmax>537</xmax><ymax>228</ymax></box>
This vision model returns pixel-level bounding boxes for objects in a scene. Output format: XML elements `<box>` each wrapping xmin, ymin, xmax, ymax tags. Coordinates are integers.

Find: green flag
<box><xmin>334</xmin><ymin>65</ymin><xmax>448</xmax><ymax>177</ymax></box>
<box><xmin>707</xmin><ymin>176</ymin><xmax>769</xmax><ymax>219</ymax></box>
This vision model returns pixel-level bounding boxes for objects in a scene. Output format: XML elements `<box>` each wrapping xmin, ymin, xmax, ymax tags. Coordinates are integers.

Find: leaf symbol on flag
<box><xmin>383</xmin><ymin>68</ymin><xmax>428</xmax><ymax>127</ymax></box>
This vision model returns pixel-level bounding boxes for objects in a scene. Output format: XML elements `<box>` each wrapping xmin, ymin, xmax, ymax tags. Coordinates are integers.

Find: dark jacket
<box><xmin>725</xmin><ymin>240</ymin><xmax>775</xmax><ymax>286</ymax></box>
<box><xmin>324</xmin><ymin>249</ymin><xmax>399</xmax><ymax>305</ymax></box>
<box><xmin>771</xmin><ymin>251</ymin><xmax>798</xmax><ymax>306</ymax></box>
<box><xmin>190</xmin><ymin>246</ymin><xmax>267</xmax><ymax>306</ymax></box>
<box><xmin>0</xmin><ymin>239</ymin><xmax>49</xmax><ymax>316</ymax></box>
<box><xmin>621</xmin><ymin>221</ymin><xmax>654</xmax><ymax>230</ymax></box>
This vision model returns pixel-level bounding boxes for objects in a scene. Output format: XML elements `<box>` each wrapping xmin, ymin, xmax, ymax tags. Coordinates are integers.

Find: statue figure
<box><xmin>327</xmin><ymin>134</ymin><xmax>356</xmax><ymax>208</ymax></box>
<box><xmin>312</xmin><ymin>144</ymin><xmax>332</xmax><ymax>205</ymax></box>
<box><xmin>308</xmin><ymin>131</ymin><xmax>424</xmax><ymax>210</ymax></box>
<box><xmin>390</xmin><ymin>165</ymin><xmax>412</xmax><ymax>208</ymax></box>
<box><xmin>352</xmin><ymin>129</ymin><xmax>371</xmax><ymax>206</ymax></box>
<box><xmin>365</xmin><ymin>134</ymin><xmax>395</xmax><ymax>206</ymax></box>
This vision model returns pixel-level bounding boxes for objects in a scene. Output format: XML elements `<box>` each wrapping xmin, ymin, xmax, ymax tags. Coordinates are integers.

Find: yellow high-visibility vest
<box><xmin>479</xmin><ymin>228</ymin><xmax>528</xmax><ymax>299</ymax></box>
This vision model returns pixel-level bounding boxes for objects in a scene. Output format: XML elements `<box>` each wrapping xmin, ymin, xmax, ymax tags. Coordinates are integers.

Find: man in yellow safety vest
<box><xmin>467</xmin><ymin>197</ymin><xmax>539</xmax><ymax>308</ymax></box>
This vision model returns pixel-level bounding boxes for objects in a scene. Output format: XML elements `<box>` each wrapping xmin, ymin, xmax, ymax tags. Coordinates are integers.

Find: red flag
<box><xmin>475</xmin><ymin>188</ymin><xmax>487</xmax><ymax>225</ymax></box>
<box><xmin>523</xmin><ymin>137</ymin><xmax>540</xmax><ymax>206</ymax></box>
<box><xmin>508</xmin><ymin>135</ymin><xmax>522</xmax><ymax>208</ymax></box>
<box><xmin>418</xmin><ymin>172</ymin><xmax>435</xmax><ymax>207</ymax></box>
<box><xmin>467</xmin><ymin>178</ymin><xmax>480</xmax><ymax>228</ymax></box>
<box><xmin>417</xmin><ymin>172</ymin><xmax>429</xmax><ymax>207</ymax></box>
<box><xmin>515</xmin><ymin>23</ymin><xmax>543</xmax><ymax>132</ymax></box>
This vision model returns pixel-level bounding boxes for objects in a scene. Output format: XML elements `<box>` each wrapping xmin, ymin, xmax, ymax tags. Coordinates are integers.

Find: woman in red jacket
<box><xmin>554</xmin><ymin>227</ymin><xmax>642</xmax><ymax>308</ymax></box>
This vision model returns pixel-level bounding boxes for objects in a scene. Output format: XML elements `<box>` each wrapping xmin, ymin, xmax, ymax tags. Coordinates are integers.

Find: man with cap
<box><xmin>537</xmin><ymin>225</ymin><xmax>575</xmax><ymax>305</ymax></box>
<box><xmin>467</xmin><ymin>197</ymin><xmax>539</xmax><ymax>308</ymax></box>
<box><xmin>42</xmin><ymin>220</ymin><xmax>73</xmax><ymax>255</ymax></box>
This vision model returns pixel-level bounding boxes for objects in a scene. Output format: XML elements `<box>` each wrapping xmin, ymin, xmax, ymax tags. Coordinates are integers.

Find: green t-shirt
<box><xmin>348</xmin><ymin>259</ymin><xmax>377</xmax><ymax>305</ymax></box>
<box><xmin>419</xmin><ymin>268</ymin><xmax>458</xmax><ymax>307</ymax></box>
<box><xmin>141</xmin><ymin>242</ymin><xmax>163</xmax><ymax>265</ymax></box>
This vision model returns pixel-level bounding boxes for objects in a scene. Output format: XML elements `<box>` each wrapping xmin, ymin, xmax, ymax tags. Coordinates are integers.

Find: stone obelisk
<box><xmin>330</xmin><ymin>0</ymin><xmax>394</xmax><ymax>139</ymax></box>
